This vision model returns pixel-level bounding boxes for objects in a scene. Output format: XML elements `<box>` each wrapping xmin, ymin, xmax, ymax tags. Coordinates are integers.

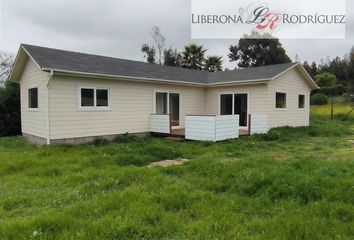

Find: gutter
<box><xmin>42</xmin><ymin>68</ymin><xmax>271</xmax><ymax>87</ymax></box>
<box><xmin>45</xmin><ymin>70</ymin><xmax>53</xmax><ymax>145</ymax></box>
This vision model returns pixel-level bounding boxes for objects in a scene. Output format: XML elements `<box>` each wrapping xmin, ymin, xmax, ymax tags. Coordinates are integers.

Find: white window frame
<box><xmin>28</xmin><ymin>87</ymin><xmax>39</xmax><ymax>111</ymax></box>
<box><xmin>77</xmin><ymin>86</ymin><xmax>111</xmax><ymax>111</ymax></box>
<box><xmin>152</xmin><ymin>89</ymin><xmax>182</xmax><ymax>128</ymax></box>
<box><xmin>275</xmin><ymin>91</ymin><xmax>287</xmax><ymax>110</ymax></box>
<box><xmin>218</xmin><ymin>91</ymin><xmax>249</xmax><ymax>128</ymax></box>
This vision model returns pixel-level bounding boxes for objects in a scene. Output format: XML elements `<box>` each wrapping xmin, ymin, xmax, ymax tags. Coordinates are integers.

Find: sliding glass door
<box><xmin>220</xmin><ymin>93</ymin><xmax>248</xmax><ymax>127</ymax></box>
<box><xmin>155</xmin><ymin>92</ymin><xmax>168</xmax><ymax>115</ymax></box>
<box><xmin>155</xmin><ymin>91</ymin><xmax>180</xmax><ymax>127</ymax></box>
<box><xmin>169</xmin><ymin>93</ymin><xmax>180</xmax><ymax>127</ymax></box>
<box><xmin>234</xmin><ymin>94</ymin><xmax>248</xmax><ymax>127</ymax></box>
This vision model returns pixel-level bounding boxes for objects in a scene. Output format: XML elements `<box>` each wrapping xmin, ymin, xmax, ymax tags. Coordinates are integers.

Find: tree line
<box><xmin>141</xmin><ymin>26</ymin><xmax>223</xmax><ymax>72</ymax></box>
<box><xmin>141</xmin><ymin>28</ymin><xmax>354</xmax><ymax>100</ymax></box>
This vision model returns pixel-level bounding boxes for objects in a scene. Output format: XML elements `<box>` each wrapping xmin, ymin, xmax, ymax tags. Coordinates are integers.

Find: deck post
<box><xmin>248</xmin><ymin>114</ymin><xmax>251</xmax><ymax>135</ymax></box>
<box><xmin>169</xmin><ymin>114</ymin><xmax>172</xmax><ymax>134</ymax></box>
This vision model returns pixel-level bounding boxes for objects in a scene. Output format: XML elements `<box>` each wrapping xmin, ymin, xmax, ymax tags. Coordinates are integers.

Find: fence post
<box><xmin>169</xmin><ymin>114</ymin><xmax>172</xmax><ymax>134</ymax></box>
<box><xmin>331</xmin><ymin>98</ymin><xmax>334</xmax><ymax>119</ymax></box>
<box><xmin>248</xmin><ymin>114</ymin><xmax>251</xmax><ymax>135</ymax></box>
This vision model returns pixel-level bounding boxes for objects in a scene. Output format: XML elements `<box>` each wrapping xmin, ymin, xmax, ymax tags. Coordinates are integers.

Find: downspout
<box><xmin>46</xmin><ymin>70</ymin><xmax>53</xmax><ymax>145</ymax></box>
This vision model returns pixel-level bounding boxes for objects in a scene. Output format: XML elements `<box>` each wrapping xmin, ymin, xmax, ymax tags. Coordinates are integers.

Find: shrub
<box><xmin>92</xmin><ymin>138</ymin><xmax>110</xmax><ymax>146</ymax></box>
<box><xmin>317</xmin><ymin>84</ymin><xmax>344</xmax><ymax>96</ymax></box>
<box><xmin>114</xmin><ymin>133</ymin><xmax>138</xmax><ymax>143</ymax></box>
<box><xmin>311</xmin><ymin>93</ymin><xmax>328</xmax><ymax>105</ymax></box>
<box><xmin>314</xmin><ymin>72</ymin><xmax>337</xmax><ymax>87</ymax></box>
<box><xmin>263</xmin><ymin>129</ymin><xmax>281</xmax><ymax>141</ymax></box>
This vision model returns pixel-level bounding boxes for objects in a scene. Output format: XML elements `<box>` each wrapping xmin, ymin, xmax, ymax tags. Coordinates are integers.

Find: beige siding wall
<box><xmin>18</xmin><ymin>61</ymin><xmax>312</xmax><ymax>141</ymax></box>
<box><xmin>267</xmin><ymin>68</ymin><xmax>312</xmax><ymax>128</ymax></box>
<box><xmin>48</xmin><ymin>76</ymin><xmax>205</xmax><ymax>140</ymax></box>
<box><xmin>19</xmin><ymin>59</ymin><xmax>49</xmax><ymax>138</ymax></box>
<box><xmin>205</xmin><ymin>84</ymin><xmax>269</xmax><ymax>116</ymax></box>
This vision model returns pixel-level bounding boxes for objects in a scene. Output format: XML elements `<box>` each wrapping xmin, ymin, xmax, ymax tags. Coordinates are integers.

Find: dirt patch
<box><xmin>148</xmin><ymin>159</ymin><xmax>189</xmax><ymax>168</ymax></box>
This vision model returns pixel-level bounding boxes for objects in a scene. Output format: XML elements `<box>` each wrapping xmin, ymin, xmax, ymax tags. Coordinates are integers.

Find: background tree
<box><xmin>302</xmin><ymin>61</ymin><xmax>319</xmax><ymax>79</ymax></box>
<box><xmin>204</xmin><ymin>56</ymin><xmax>223</xmax><ymax>72</ymax></box>
<box><xmin>0</xmin><ymin>51</ymin><xmax>21</xmax><ymax>136</ymax></box>
<box><xmin>141</xmin><ymin>44</ymin><xmax>156</xmax><ymax>63</ymax></box>
<box><xmin>310</xmin><ymin>61</ymin><xmax>319</xmax><ymax>78</ymax></box>
<box><xmin>0</xmin><ymin>81</ymin><xmax>21</xmax><ymax>136</ymax></box>
<box><xmin>150</xmin><ymin>26</ymin><xmax>166</xmax><ymax>65</ymax></box>
<box><xmin>315</xmin><ymin>72</ymin><xmax>337</xmax><ymax>88</ymax></box>
<box><xmin>163</xmin><ymin>48</ymin><xmax>181</xmax><ymax>67</ymax></box>
<box><xmin>349</xmin><ymin>47</ymin><xmax>354</xmax><ymax>93</ymax></box>
<box><xmin>294</xmin><ymin>54</ymin><xmax>300</xmax><ymax>62</ymax></box>
<box><xmin>181</xmin><ymin>43</ymin><xmax>206</xmax><ymax>70</ymax></box>
<box><xmin>228</xmin><ymin>32</ymin><xmax>291</xmax><ymax>68</ymax></box>
<box><xmin>303</xmin><ymin>61</ymin><xmax>311</xmax><ymax>76</ymax></box>
<box><xmin>319</xmin><ymin>56</ymin><xmax>349</xmax><ymax>85</ymax></box>
<box><xmin>0</xmin><ymin>52</ymin><xmax>14</xmax><ymax>86</ymax></box>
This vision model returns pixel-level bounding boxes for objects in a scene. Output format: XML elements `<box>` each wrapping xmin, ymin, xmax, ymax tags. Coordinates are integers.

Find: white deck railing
<box><xmin>150</xmin><ymin>114</ymin><xmax>170</xmax><ymax>134</ymax></box>
<box><xmin>185</xmin><ymin>115</ymin><xmax>239</xmax><ymax>142</ymax></box>
<box><xmin>250</xmin><ymin>114</ymin><xmax>268</xmax><ymax>134</ymax></box>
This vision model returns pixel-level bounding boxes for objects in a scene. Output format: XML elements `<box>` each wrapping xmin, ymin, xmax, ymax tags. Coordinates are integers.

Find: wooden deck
<box><xmin>170</xmin><ymin>128</ymin><xmax>250</xmax><ymax>138</ymax></box>
<box><xmin>170</xmin><ymin>128</ymin><xmax>186</xmax><ymax>138</ymax></box>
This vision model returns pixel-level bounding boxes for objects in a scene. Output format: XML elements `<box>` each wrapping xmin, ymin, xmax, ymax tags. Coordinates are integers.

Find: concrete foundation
<box><xmin>23</xmin><ymin>132</ymin><xmax>150</xmax><ymax>145</ymax></box>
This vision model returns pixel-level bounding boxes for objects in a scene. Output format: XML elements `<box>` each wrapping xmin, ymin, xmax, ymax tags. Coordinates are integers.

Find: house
<box><xmin>9</xmin><ymin>44</ymin><xmax>319</xmax><ymax>144</ymax></box>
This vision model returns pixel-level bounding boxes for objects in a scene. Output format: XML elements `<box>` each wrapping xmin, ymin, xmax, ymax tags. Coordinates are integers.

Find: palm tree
<box><xmin>181</xmin><ymin>44</ymin><xmax>207</xmax><ymax>70</ymax></box>
<box><xmin>204</xmin><ymin>56</ymin><xmax>223</xmax><ymax>72</ymax></box>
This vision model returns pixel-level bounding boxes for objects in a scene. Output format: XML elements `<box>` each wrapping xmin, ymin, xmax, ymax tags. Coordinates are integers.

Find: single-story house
<box><xmin>9</xmin><ymin>44</ymin><xmax>319</xmax><ymax>145</ymax></box>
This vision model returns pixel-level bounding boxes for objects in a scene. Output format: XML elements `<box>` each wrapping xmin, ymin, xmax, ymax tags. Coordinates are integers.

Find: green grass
<box><xmin>311</xmin><ymin>102</ymin><xmax>354</xmax><ymax>120</ymax></box>
<box><xmin>0</xmin><ymin>105</ymin><xmax>354</xmax><ymax>239</ymax></box>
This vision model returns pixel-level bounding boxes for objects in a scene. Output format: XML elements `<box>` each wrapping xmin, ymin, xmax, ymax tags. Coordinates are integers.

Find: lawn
<box><xmin>0</xmin><ymin>105</ymin><xmax>353</xmax><ymax>240</ymax></box>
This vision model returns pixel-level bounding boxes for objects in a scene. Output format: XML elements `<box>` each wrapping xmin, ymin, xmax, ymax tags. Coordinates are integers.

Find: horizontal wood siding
<box><xmin>150</xmin><ymin>115</ymin><xmax>170</xmax><ymax>133</ymax></box>
<box><xmin>19</xmin><ymin>59</ymin><xmax>49</xmax><ymax>138</ymax></box>
<box><xmin>250</xmin><ymin>114</ymin><xmax>268</xmax><ymax>134</ymax></box>
<box><xmin>185</xmin><ymin>116</ymin><xmax>216</xmax><ymax>141</ymax></box>
<box><xmin>215</xmin><ymin>115</ymin><xmax>239</xmax><ymax>141</ymax></box>
<box><xmin>185</xmin><ymin>115</ymin><xmax>239</xmax><ymax>142</ymax></box>
<box><xmin>205</xmin><ymin>84</ymin><xmax>269</xmax><ymax>115</ymax></box>
<box><xmin>267</xmin><ymin>68</ymin><xmax>312</xmax><ymax>128</ymax></box>
<box><xmin>48</xmin><ymin>76</ymin><xmax>205</xmax><ymax>140</ymax></box>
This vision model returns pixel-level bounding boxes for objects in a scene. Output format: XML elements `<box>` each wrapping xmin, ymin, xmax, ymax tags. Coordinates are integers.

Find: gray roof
<box><xmin>208</xmin><ymin>62</ymin><xmax>298</xmax><ymax>84</ymax></box>
<box><xmin>21</xmin><ymin>44</ymin><xmax>299</xmax><ymax>85</ymax></box>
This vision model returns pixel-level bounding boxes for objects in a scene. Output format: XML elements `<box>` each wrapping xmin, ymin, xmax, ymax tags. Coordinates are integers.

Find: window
<box><xmin>298</xmin><ymin>95</ymin><xmax>305</xmax><ymax>109</ymax></box>
<box><xmin>96</xmin><ymin>89</ymin><xmax>109</xmax><ymax>107</ymax></box>
<box><xmin>276</xmin><ymin>92</ymin><xmax>286</xmax><ymax>109</ymax></box>
<box><xmin>28</xmin><ymin>88</ymin><xmax>38</xmax><ymax>109</ymax></box>
<box><xmin>81</xmin><ymin>88</ymin><xmax>94</xmax><ymax>107</ymax></box>
<box><xmin>220</xmin><ymin>94</ymin><xmax>233</xmax><ymax>115</ymax></box>
<box><xmin>79</xmin><ymin>87</ymin><xmax>110</xmax><ymax>109</ymax></box>
<box><xmin>155</xmin><ymin>92</ymin><xmax>168</xmax><ymax>115</ymax></box>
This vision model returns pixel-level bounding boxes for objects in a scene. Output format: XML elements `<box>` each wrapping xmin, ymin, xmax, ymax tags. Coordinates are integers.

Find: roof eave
<box><xmin>8</xmin><ymin>44</ymin><xmax>43</xmax><ymax>82</ymax></box>
<box><xmin>43</xmin><ymin>68</ymin><xmax>207</xmax><ymax>87</ymax></box>
<box><xmin>271</xmin><ymin>62</ymin><xmax>319</xmax><ymax>90</ymax></box>
<box><xmin>206</xmin><ymin>79</ymin><xmax>271</xmax><ymax>87</ymax></box>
